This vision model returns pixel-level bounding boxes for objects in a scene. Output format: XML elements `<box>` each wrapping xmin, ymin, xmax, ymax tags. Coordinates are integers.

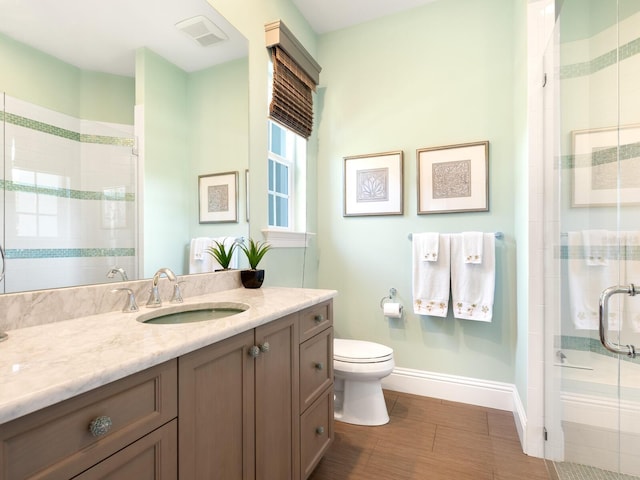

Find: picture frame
<box><xmin>417</xmin><ymin>141</ymin><xmax>489</xmax><ymax>214</ymax></box>
<box><xmin>571</xmin><ymin>124</ymin><xmax>640</xmax><ymax>207</ymax></box>
<box><xmin>343</xmin><ymin>151</ymin><xmax>403</xmax><ymax>217</ymax></box>
<box><xmin>198</xmin><ymin>171</ymin><xmax>239</xmax><ymax>223</ymax></box>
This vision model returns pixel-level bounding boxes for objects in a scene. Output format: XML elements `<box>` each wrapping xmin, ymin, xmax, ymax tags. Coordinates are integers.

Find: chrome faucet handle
<box><xmin>146</xmin><ymin>268</ymin><xmax>177</xmax><ymax>308</ymax></box>
<box><xmin>170</xmin><ymin>280</ymin><xmax>185</xmax><ymax>304</ymax></box>
<box><xmin>111</xmin><ymin>288</ymin><xmax>139</xmax><ymax>313</ymax></box>
<box><xmin>146</xmin><ymin>285</ymin><xmax>162</xmax><ymax>308</ymax></box>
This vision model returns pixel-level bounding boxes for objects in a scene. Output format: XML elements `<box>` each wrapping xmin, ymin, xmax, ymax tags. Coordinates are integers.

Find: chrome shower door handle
<box><xmin>599</xmin><ymin>284</ymin><xmax>637</xmax><ymax>358</ymax></box>
<box><xmin>0</xmin><ymin>243</ymin><xmax>5</xmax><ymax>282</ymax></box>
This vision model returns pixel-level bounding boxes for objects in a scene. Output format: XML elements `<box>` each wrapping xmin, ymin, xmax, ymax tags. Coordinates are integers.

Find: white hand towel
<box><xmin>189</xmin><ymin>237</ymin><xmax>215</xmax><ymax>273</ymax></box>
<box><xmin>568</xmin><ymin>231</ymin><xmax>621</xmax><ymax>330</ymax></box>
<box><xmin>582</xmin><ymin>230</ymin><xmax>609</xmax><ymax>266</ymax></box>
<box><xmin>192</xmin><ymin>237</ymin><xmax>210</xmax><ymax>260</ymax></box>
<box><xmin>413</xmin><ymin>232</ymin><xmax>440</xmax><ymax>261</ymax></box>
<box><xmin>412</xmin><ymin>233</ymin><xmax>450</xmax><ymax>317</ymax></box>
<box><xmin>451</xmin><ymin>233</ymin><xmax>495</xmax><ymax>322</ymax></box>
<box><xmin>462</xmin><ymin>231</ymin><xmax>483</xmax><ymax>264</ymax></box>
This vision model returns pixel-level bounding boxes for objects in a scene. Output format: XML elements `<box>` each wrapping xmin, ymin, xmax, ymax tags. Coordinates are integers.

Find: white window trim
<box><xmin>262</xmin><ymin>229</ymin><xmax>315</xmax><ymax>248</ymax></box>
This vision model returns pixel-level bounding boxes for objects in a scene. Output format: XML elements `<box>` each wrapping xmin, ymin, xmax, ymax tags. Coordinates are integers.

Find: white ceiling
<box><xmin>0</xmin><ymin>0</ymin><xmax>247</xmax><ymax>77</ymax></box>
<box><xmin>0</xmin><ymin>0</ymin><xmax>437</xmax><ymax>77</ymax></box>
<box><xmin>293</xmin><ymin>0</ymin><xmax>439</xmax><ymax>34</ymax></box>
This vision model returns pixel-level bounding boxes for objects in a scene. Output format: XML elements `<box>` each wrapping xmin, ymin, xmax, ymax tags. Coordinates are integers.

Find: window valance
<box><xmin>265</xmin><ymin>21</ymin><xmax>321</xmax><ymax>139</ymax></box>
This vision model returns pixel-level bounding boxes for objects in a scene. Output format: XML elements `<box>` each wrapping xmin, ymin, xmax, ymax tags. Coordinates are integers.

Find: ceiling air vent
<box><xmin>175</xmin><ymin>16</ymin><xmax>228</xmax><ymax>47</ymax></box>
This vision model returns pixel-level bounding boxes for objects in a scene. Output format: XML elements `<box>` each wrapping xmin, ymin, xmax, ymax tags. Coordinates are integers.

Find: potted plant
<box><xmin>206</xmin><ymin>240</ymin><xmax>237</xmax><ymax>271</ymax></box>
<box><xmin>239</xmin><ymin>238</ymin><xmax>272</xmax><ymax>288</ymax></box>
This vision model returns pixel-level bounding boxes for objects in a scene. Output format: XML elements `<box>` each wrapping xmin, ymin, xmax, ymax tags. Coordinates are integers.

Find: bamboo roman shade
<box><xmin>265</xmin><ymin>20</ymin><xmax>322</xmax><ymax>140</ymax></box>
<box><xmin>270</xmin><ymin>46</ymin><xmax>315</xmax><ymax>139</ymax></box>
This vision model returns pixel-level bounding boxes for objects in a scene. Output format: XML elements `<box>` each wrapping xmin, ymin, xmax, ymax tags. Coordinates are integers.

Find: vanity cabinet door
<box><xmin>255</xmin><ymin>313</ymin><xmax>299</xmax><ymax>480</ymax></box>
<box><xmin>178</xmin><ymin>330</ymin><xmax>256</xmax><ymax>480</ymax></box>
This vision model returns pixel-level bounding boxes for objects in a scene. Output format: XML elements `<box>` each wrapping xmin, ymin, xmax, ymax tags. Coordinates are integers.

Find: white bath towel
<box><xmin>412</xmin><ymin>233</ymin><xmax>450</xmax><ymax>317</ymax></box>
<box><xmin>568</xmin><ymin>231</ymin><xmax>621</xmax><ymax>330</ymax></box>
<box><xmin>462</xmin><ymin>231</ymin><xmax>483</xmax><ymax>264</ymax></box>
<box><xmin>413</xmin><ymin>232</ymin><xmax>440</xmax><ymax>261</ymax></box>
<box><xmin>450</xmin><ymin>233</ymin><xmax>495</xmax><ymax>322</ymax></box>
<box><xmin>624</xmin><ymin>231</ymin><xmax>640</xmax><ymax>332</ymax></box>
<box><xmin>582</xmin><ymin>230</ymin><xmax>609</xmax><ymax>266</ymax></box>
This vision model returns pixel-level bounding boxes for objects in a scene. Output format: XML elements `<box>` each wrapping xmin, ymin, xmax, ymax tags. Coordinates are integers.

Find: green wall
<box><xmin>315</xmin><ymin>0</ymin><xmax>524</xmax><ymax>384</ymax></box>
<box><xmin>0</xmin><ymin>32</ymin><xmax>133</xmax><ymax>124</ymax></box>
<box><xmin>136</xmin><ymin>48</ymin><xmax>190</xmax><ymax>276</ymax></box>
<box><xmin>187</xmin><ymin>57</ymin><xmax>250</xmax><ymax>257</ymax></box>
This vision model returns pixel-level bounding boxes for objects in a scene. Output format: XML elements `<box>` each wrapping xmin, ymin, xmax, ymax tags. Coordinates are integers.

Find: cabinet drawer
<box><xmin>0</xmin><ymin>360</ymin><xmax>177</xmax><ymax>480</ymax></box>
<box><xmin>300</xmin><ymin>388</ymin><xmax>333</xmax><ymax>480</ymax></box>
<box><xmin>73</xmin><ymin>420</ymin><xmax>177</xmax><ymax>480</ymax></box>
<box><xmin>299</xmin><ymin>327</ymin><xmax>333</xmax><ymax>412</ymax></box>
<box><xmin>299</xmin><ymin>301</ymin><xmax>332</xmax><ymax>343</ymax></box>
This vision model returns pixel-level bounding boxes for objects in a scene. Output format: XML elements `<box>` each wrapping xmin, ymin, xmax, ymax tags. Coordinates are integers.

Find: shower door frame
<box><xmin>543</xmin><ymin>0</ymin><xmax>640</xmax><ymax>477</ymax></box>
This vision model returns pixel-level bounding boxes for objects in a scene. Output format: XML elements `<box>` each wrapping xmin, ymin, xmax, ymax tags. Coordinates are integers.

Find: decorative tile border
<box><xmin>560</xmin><ymin>335</ymin><xmax>640</xmax><ymax>364</ymax></box>
<box><xmin>558</xmin><ymin>244</ymin><xmax>640</xmax><ymax>262</ymax></box>
<box><xmin>559</xmin><ymin>141</ymin><xmax>640</xmax><ymax>170</ymax></box>
<box><xmin>6</xmin><ymin>248</ymin><xmax>135</xmax><ymax>259</ymax></box>
<box><xmin>0</xmin><ymin>180</ymin><xmax>135</xmax><ymax>202</ymax></box>
<box><xmin>0</xmin><ymin>111</ymin><xmax>134</xmax><ymax>146</ymax></box>
<box><xmin>561</xmin><ymin>37</ymin><xmax>640</xmax><ymax>80</ymax></box>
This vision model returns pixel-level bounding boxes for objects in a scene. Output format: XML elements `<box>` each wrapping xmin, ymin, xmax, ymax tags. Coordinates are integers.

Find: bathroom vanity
<box><xmin>0</xmin><ymin>286</ymin><xmax>335</xmax><ymax>480</ymax></box>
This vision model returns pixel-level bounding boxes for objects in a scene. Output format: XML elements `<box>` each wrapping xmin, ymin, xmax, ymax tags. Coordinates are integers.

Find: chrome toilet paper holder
<box><xmin>379</xmin><ymin>288</ymin><xmax>397</xmax><ymax>309</ymax></box>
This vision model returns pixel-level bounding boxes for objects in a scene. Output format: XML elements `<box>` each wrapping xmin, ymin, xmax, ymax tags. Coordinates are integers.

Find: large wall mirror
<box><xmin>0</xmin><ymin>0</ymin><xmax>249</xmax><ymax>293</ymax></box>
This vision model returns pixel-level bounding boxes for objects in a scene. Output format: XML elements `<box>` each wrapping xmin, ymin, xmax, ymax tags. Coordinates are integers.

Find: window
<box><xmin>13</xmin><ymin>168</ymin><xmax>66</xmax><ymax>237</ymax></box>
<box><xmin>268</xmin><ymin>120</ymin><xmax>306</xmax><ymax>231</ymax></box>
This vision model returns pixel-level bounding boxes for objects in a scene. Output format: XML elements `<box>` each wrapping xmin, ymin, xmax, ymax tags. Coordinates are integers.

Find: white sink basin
<box><xmin>137</xmin><ymin>302</ymin><xmax>249</xmax><ymax>325</ymax></box>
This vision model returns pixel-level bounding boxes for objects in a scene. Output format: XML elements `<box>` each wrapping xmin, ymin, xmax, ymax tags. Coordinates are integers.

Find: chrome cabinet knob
<box><xmin>315</xmin><ymin>426</ymin><xmax>325</xmax><ymax>435</ymax></box>
<box><xmin>313</xmin><ymin>314</ymin><xmax>324</xmax><ymax>323</ymax></box>
<box><xmin>248</xmin><ymin>345</ymin><xmax>261</xmax><ymax>358</ymax></box>
<box><xmin>259</xmin><ymin>342</ymin><xmax>270</xmax><ymax>353</ymax></box>
<box><xmin>89</xmin><ymin>415</ymin><xmax>113</xmax><ymax>437</ymax></box>
<box><xmin>314</xmin><ymin>362</ymin><xmax>324</xmax><ymax>370</ymax></box>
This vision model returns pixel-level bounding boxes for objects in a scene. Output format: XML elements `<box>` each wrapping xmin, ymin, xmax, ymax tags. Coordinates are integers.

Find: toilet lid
<box><xmin>334</xmin><ymin>338</ymin><xmax>394</xmax><ymax>363</ymax></box>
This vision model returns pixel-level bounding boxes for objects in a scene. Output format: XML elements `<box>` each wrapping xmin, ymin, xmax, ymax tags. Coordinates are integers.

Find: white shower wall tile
<box><xmin>5</xmin><ymin>256</ymin><xmax>134</xmax><ymax>292</ymax></box>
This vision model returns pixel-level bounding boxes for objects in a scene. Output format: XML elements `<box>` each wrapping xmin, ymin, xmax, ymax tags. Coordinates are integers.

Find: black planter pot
<box><xmin>240</xmin><ymin>269</ymin><xmax>265</xmax><ymax>289</ymax></box>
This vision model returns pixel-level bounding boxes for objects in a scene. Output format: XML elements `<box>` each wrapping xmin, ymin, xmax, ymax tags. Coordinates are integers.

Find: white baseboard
<box><xmin>381</xmin><ymin>367</ymin><xmax>528</xmax><ymax>452</ymax></box>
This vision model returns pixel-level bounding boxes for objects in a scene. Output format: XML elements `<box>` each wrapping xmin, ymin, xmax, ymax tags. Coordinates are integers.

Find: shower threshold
<box><xmin>553</xmin><ymin>462</ymin><xmax>640</xmax><ymax>480</ymax></box>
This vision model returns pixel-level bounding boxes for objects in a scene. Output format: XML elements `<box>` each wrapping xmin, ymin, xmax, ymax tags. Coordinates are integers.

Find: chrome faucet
<box><xmin>146</xmin><ymin>268</ymin><xmax>178</xmax><ymax>307</ymax></box>
<box><xmin>111</xmin><ymin>287</ymin><xmax>139</xmax><ymax>312</ymax></box>
<box><xmin>106</xmin><ymin>266</ymin><xmax>129</xmax><ymax>282</ymax></box>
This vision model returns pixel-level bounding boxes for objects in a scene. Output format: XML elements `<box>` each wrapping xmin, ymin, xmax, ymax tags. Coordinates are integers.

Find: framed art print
<box><xmin>343</xmin><ymin>151</ymin><xmax>403</xmax><ymax>216</ymax></box>
<box><xmin>198</xmin><ymin>171</ymin><xmax>239</xmax><ymax>223</ymax></box>
<box><xmin>417</xmin><ymin>141</ymin><xmax>489</xmax><ymax>214</ymax></box>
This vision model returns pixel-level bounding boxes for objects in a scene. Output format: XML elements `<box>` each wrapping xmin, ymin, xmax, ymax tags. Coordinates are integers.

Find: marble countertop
<box><xmin>0</xmin><ymin>286</ymin><xmax>337</xmax><ymax>425</ymax></box>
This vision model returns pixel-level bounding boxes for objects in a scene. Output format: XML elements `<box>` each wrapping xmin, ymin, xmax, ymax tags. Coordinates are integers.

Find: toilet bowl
<box><xmin>333</xmin><ymin>338</ymin><xmax>395</xmax><ymax>426</ymax></box>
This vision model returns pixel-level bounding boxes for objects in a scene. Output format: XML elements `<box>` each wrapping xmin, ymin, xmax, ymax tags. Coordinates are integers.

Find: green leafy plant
<box><xmin>239</xmin><ymin>238</ymin><xmax>272</xmax><ymax>270</ymax></box>
<box><xmin>206</xmin><ymin>240</ymin><xmax>237</xmax><ymax>270</ymax></box>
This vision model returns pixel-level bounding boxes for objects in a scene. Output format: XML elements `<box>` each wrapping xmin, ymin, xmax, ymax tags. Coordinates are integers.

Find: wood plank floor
<box><xmin>309</xmin><ymin>390</ymin><xmax>551</xmax><ymax>480</ymax></box>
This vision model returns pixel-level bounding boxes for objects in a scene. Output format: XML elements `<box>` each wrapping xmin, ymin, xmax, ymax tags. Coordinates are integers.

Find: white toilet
<box><xmin>333</xmin><ymin>338</ymin><xmax>395</xmax><ymax>426</ymax></box>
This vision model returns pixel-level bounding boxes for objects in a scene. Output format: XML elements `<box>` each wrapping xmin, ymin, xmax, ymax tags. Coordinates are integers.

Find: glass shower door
<box><xmin>544</xmin><ymin>1</ymin><xmax>640</xmax><ymax>478</ymax></box>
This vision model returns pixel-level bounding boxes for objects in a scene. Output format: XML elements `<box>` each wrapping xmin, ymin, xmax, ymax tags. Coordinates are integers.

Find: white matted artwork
<box><xmin>417</xmin><ymin>141</ymin><xmax>489</xmax><ymax>214</ymax></box>
<box><xmin>343</xmin><ymin>151</ymin><xmax>403</xmax><ymax>216</ymax></box>
<box><xmin>572</xmin><ymin>125</ymin><xmax>640</xmax><ymax>207</ymax></box>
<box><xmin>198</xmin><ymin>171</ymin><xmax>239</xmax><ymax>223</ymax></box>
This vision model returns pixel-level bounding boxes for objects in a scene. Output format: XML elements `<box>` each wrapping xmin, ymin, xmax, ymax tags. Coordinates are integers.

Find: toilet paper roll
<box><xmin>383</xmin><ymin>302</ymin><xmax>403</xmax><ymax>318</ymax></box>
